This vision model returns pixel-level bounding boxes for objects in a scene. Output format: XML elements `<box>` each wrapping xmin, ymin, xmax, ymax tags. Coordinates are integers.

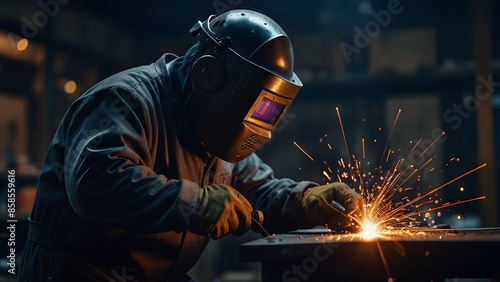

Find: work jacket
<box><xmin>19</xmin><ymin>47</ymin><xmax>315</xmax><ymax>281</ymax></box>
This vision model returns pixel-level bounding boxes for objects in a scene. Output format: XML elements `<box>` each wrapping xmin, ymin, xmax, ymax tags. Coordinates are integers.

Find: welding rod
<box><xmin>252</xmin><ymin>210</ymin><xmax>264</xmax><ymax>225</ymax></box>
<box><xmin>251</xmin><ymin>210</ymin><xmax>271</xmax><ymax>237</ymax></box>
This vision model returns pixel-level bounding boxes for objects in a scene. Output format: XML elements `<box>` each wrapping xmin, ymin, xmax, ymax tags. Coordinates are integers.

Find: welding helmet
<box><xmin>187</xmin><ymin>8</ymin><xmax>302</xmax><ymax>162</ymax></box>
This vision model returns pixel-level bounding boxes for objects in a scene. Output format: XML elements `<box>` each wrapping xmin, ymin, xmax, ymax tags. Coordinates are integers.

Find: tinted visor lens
<box><xmin>250</xmin><ymin>97</ymin><xmax>286</xmax><ymax>125</ymax></box>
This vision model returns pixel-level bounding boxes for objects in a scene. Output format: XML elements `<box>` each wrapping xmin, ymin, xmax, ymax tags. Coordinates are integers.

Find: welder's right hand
<box><xmin>187</xmin><ymin>184</ymin><xmax>253</xmax><ymax>239</ymax></box>
<box><xmin>301</xmin><ymin>182</ymin><xmax>363</xmax><ymax>231</ymax></box>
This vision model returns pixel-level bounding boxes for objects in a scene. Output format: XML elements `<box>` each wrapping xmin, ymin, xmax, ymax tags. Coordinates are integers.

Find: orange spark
<box><xmin>293</xmin><ymin>141</ymin><xmax>314</xmax><ymax>161</ymax></box>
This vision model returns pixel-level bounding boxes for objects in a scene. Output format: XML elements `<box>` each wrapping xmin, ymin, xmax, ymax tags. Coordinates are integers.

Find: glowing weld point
<box><xmin>359</xmin><ymin>220</ymin><xmax>379</xmax><ymax>240</ymax></box>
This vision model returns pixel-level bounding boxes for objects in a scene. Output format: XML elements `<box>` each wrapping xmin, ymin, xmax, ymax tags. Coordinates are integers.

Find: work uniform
<box><xmin>19</xmin><ymin>47</ymin><xmax>315</xmax><ymax>281</ymax></box>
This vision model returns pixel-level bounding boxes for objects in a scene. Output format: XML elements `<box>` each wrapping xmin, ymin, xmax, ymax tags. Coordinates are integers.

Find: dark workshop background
<box><xmin>0</xmin><ymin>0</ymin><xmax>499</xmax><ymax>281</ymax></box>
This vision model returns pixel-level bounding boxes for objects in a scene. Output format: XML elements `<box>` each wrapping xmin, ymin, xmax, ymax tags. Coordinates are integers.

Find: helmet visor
<box><xmin>251</xmin><ymin>97</ymin><xmax>286</xmax><ymax>125</ymax></box>
<box><xmin>244</xmin><ymin>89</ymin><xmax>291</xmax><ymax>130</ymax></box>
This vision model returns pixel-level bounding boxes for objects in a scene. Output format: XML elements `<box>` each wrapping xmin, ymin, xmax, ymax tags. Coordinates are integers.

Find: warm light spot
<box><xmin>17</xmin><ymin>38</ymin><xmax>29</xmax><ymax>51</ymax></box>
<box><xmin>425</xmin><ymin>251</ymin><xmax>430</xmax><ymax>256</ymax></box>
<box><xmin>276</xmin><ymin>57</ymin><xmax>287</xmax><ymax>69</ymax></box>
<box><xmin>64</xmin><ymin>80</ymin><xmax>77</xmax><ymax>94</ymax></box>
<box><xmin>359</xmin><ymin>220</ymin><xmax>379</xmax><ymax>240</ymax></box>
<box><xmin>460</xmin><ymin>187</ymin><xmax>464</xmax><ymax>192</ymax></box>
<box><xmin>457</xmin><ymin>215</ymin><xmax>461</xmax><ymax>220</ymax></box>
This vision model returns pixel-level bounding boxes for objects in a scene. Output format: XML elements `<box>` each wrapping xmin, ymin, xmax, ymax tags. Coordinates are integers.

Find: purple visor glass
<box><xmin>250</xmin><ymin>97</ymin><xmax>286</xmax><ymax>125</ymax></box>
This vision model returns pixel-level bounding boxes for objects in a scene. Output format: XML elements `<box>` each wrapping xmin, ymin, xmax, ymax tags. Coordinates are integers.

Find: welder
<box><xmin>19</xmin><ymin>8</ymin><xmax>362</xmax><ymax>282</ymax></box>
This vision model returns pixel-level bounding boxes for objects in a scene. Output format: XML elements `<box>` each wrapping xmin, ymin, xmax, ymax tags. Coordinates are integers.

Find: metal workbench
<box><xmin>239</xmin><ymin>227</ymin><xmax>500</xmax><ymax>281</ymax></box>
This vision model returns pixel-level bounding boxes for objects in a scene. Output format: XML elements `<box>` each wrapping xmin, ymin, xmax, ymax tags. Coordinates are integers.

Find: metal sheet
<box><xmin>239</xmin><ymin>228</ymin><xmax>500</xmax><ymax>281</ymax></box>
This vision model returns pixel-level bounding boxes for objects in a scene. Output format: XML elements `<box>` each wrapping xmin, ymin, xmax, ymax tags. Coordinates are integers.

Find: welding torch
<box><xmin>250</xmin><ymin>202</ymin><xmax>362</xmax><ymax>236</ymax></box>
<box><xmin>327</xmin><ymin>199</ymin><xmax>363</xmax><ymax>232</ymax></box>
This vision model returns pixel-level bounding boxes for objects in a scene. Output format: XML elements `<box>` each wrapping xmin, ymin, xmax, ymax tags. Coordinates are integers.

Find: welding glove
<box><xmin>302</xmin><ymin>182</ymin><xmax>363</xmax><ymax>231</ymax></box>
<box><xmin>187</xmin><ymin>184</ymin><xmax>253</xmax><ymax>239</ymax></box>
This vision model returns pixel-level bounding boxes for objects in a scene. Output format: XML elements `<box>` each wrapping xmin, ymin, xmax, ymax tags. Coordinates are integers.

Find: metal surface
<box><xmin>239</xmin><ymin>227</ymin><xmax>500</xmax><ymax>281</ymax></box>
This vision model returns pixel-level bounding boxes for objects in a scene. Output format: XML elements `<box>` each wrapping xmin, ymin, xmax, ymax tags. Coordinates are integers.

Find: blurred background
<box><xmin>0</xmin><ymin>0</ymin><xmax>499</xmax><ymax>281</ymax></box>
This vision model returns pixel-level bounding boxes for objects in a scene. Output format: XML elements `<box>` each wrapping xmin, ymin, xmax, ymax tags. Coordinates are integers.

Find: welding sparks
<box><xmin>296</xmin><ymin>108</ymin><xmax>487</xmax><ymax>241</ymax></box>
<box><xmin>323</xmin><ymin>171</ymin><xmax>332</xmax><ymax>181</ymax></box>
<box><xmin>292</xmin><ymin>107</ymin><xmax>488</xmax><ymax>282</ymax></box>
<box><xmin>350</xmin><ymin>160</ymin><xmax>487</xmax><ymax>239</ymax></box>
<box><xmin>293</xmin><ymin>141</ymin><xmax>314</xmax><ymax>161</ymax></box>
<box><xmin>362</xmin><ymin>138</ymin><xmax>366</xmax><ymax>159</ymax></box>
<box><xmin>347</xmin><ymin>109</ymin><xmax>484</xmax><ymax>237</ymax></box>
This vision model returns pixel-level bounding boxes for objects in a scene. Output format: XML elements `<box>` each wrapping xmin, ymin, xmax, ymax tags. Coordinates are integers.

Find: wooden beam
<box><xmin>472</xmin><ymin>0</ymin><xmax>498</xmax><ymax>226</ymax></box>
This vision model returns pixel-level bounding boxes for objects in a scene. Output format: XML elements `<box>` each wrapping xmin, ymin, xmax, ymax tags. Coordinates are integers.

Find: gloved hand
<box><xmin>187</xmin><ymin>184</ymin><xmax>253</xmax><ymax>239</ymax></box>
<box><xmin>302</xmin><ymin>182</ymin><xmax>363</xmax><ymax>231</ymax></box>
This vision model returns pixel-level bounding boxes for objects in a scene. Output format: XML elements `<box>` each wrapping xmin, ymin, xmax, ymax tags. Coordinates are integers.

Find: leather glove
<box><xmin>187</xmin><ymin>184</ymin><xmax>253</xmax><ymax>239</ymax></box>
<box><xmin>302</xmin><ymin>182</ymin><xmax>363</xmax><ymax>231</ymax></box>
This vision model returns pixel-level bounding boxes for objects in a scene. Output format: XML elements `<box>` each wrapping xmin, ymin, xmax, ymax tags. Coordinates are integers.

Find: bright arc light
<box><xmin>359</xmin><ymin>220</ymin><xmax>379</xmax><ymax>240</ymax></box>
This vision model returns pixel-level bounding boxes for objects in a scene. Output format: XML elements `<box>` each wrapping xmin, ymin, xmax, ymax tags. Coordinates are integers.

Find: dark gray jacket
<box><xmin>19</xmin><ymin>47</ymin><xmax>315</xmax><ymax>282</ymax></box>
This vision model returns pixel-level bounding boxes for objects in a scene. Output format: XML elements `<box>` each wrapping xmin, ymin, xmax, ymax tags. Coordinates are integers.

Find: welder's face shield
<box><xmin>188</xmin><ymin>15</ymin><xmax>302</xmax><ymax>162</ymax></box>
<box><xmin>231</xmin><ymin>52</ymin><xmax>301</xmax><ymax>135</ymax></box>
<box><xmin>191</xmin><ymin>52</ymin><xmax>301</xmax><ymax>162</ymax></box>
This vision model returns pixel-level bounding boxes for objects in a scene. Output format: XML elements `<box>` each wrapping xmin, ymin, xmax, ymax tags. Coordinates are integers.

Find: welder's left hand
<box><xmin>301</xmin><ymin>182</ymin><xmax>363</xmax><ymax>231</ymax></box>
<box><xmin>187</xmin><ymin>184</ymin><xmax>253</xmax><ymax>239</ymax></box>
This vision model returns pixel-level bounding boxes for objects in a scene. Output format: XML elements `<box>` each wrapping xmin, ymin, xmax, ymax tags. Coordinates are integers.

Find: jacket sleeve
<box><xmin>233</xmin><ymin>154</ymin><xmax>318</xmax><ymax>234</ymax></box>
<box><xmin>63</xmin><ymin>86</ymin><xmax>199</xmax><ymax>234</ymax></box>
